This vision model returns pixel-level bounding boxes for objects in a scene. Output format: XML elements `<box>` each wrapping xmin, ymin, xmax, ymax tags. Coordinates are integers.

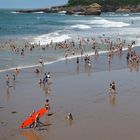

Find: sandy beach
<box><xmin>0</xmin><ymin>45</ymin><xmax>140</xmax><ymax>140</ymax></box>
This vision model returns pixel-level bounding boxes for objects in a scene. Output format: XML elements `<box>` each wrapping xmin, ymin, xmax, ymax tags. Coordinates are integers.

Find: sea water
<box><xmin>0</xmin><ymin>10</ymin><xmax>140</xmax><ymax>72</ymax></box>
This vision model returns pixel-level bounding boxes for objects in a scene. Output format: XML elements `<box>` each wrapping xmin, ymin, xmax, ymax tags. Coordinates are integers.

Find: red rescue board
<box><xmin>19</xmin><ymin>107</ymin><xmax>48</xmax><ymax>129</ymax></box>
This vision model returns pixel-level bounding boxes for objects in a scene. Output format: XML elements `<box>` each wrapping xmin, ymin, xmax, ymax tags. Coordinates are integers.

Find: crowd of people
<box><xmin>3</xmin><ymin>35</ymin><xmax>140</xmax><ymax>130</ymax></box>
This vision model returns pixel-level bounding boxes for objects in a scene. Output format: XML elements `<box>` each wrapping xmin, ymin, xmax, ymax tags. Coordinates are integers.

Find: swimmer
<box><xmin>14</xmin><ymin>68</ymin><xmax>19</xmax><ymax>75</ymax></box>
<box><xmin>39</xmin><ymin>57</ymin><xmax>44</xmax><ymax>67</ymax></box>
<box><xmin>34</xmin><ymin>68</ymin><xmax>40</xmax><ymax>74</ymax></box>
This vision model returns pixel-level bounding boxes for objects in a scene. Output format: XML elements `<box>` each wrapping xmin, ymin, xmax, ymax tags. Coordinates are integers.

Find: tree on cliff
<box><xmin>67</xmin><ymin>0</ymin><xmax>140</xmax><ymax>6</ymax></box>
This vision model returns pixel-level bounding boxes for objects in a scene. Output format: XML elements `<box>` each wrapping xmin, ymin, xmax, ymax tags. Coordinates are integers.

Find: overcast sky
<box><xmin>0</xmin><ymin>0</ymin><xmax>68</xmax><ymax>9</ymax></box>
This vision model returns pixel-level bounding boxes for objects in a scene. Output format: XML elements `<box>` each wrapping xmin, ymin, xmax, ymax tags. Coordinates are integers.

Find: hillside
<box><xmin>16</xmin><ymin>0</ymin><xmax>140</xmax><ymax>15</ymax></box>
<box><xmin>67</xmin><ymin>0</ymin><xmax>140</xmax><ymax>7</ymax></box>
<box><xmin>67</xmin><ymin>0</ymin><xmax>140</xmax><ymax>12</ymax></box>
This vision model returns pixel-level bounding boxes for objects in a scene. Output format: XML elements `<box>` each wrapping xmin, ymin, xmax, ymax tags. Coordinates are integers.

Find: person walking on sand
<box><xmin>45</xmin><ymin>99</ymin><xmax>50</xmax><ymax>117</ymax></box>
<box><xmin>29</xmin><ymin>110</ymin><xmax>35</xmax><ymax>128</ymax></box>
<box><xmin>45</xmin><ymin>99</ymin><xmax>50</xmax><ymax>112</ymax></box>
<box><xmin>33</xmin><ymin>113</ymin><xmax>41</xmax><ymax>129</ymax></box>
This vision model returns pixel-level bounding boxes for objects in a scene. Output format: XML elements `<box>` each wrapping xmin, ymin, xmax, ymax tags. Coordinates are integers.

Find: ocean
<box><xmin>0</xmin><ymin>9</ymin><xmax>140</xmax><ymax>73</ymax></box>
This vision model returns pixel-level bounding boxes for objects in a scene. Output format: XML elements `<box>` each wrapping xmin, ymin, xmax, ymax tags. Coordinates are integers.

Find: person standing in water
<box><xmin>14</xmin><ymin>68</ymin><xmax>19</xmax><ymax>76</ymax></box>
<box><xmin>5</xmin><ymin>74</ymin><xmax>10</xmax><ymax>88</ymax></box>
<box><xmin>109</xmin><ymin>81</ymin><xmax>116</xmax><ymax>93</ymax></box>
<box><xmin>12</xmin><ymin>74</ymin><xmax>16</xmax><ymax>81</ymax></box>
<box><xmin>39</xmin><ymin>57</ymin><xmax>44</xmax><ymax>67</ymax></box>
<box><xmin>43</xmin><ymin>73</ymin><xmax>48</xmax><ymax>86</ymax></box>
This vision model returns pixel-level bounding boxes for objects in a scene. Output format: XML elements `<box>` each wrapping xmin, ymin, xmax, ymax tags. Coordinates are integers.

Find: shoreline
<box><xmin>0</xmin><ymin>49</ymin><xmax>140</xmax><ymax>139</ymax></box>
<box><xmin>0</xmin><ymin>38</ymin><xmax>138</xmax><ymax>74</ymax></box>
<box><xmin>0</xmin><ymin>8</ymin><xmax>140</xmax><ymax>140</ymax></box>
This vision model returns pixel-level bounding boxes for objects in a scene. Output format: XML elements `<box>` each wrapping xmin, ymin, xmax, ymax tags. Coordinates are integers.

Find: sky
<box><xmin>0</xmin><ymin>0</ymin><xmax>68</xmax><ymax>9</ymax></box>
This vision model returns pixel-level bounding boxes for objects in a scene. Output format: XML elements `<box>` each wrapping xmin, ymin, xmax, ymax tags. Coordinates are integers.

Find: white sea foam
<box><xmin>64</xmin><ymin>19</ymin><xmax>130</xmax><ymax>28</ymax></box>
<box><xmin>52</xmin><ymin>46</ymin><xmax>130</xmax><ymax>62</ymax></box>
<box><xmin>134</xmin><ymin>38</ymin><xmax>140</xmax><ymax>47</ymax></box>
<box><xmin>0</xmin><ymin>61</ymin><xmax>58</xmax><ymax>73</ymax></box>
<box><xmin>103</xmin><ymin>13</ymin><xmax>130</xmax><ymax>17</ymax></box>
<box><xmin>89</xmin><ymin>19</ymin><xmax>130</xmax><ymax>27</ymax></box>
<box><xmin>0</xmin><ymin>64</ymin><xmax>38</xmax><ymax>73</ymax></box>
<box><xmin>71</xmin><ymin>24</ymin><xmax>91</xmax><ymax>29</ymax></box>
<box><xmin>11</xmin><ymin>11</ymin><xmax>20</xmax><ymax>14</ymax></box>
<box><xmin>130</xmin><ymin>16</ymin><xmax>140</xmax><ymax>21</ymax></box>
<box><xmin>11</xmin><ymin>11</ymin><xmax>44</xmax><ymax>14</ymax></box>
<box><xmin>32</xmin><ymin>11</ymin><xmax>44</xmax><ymax>14</ymax></box>
<box><xmin>0</xmin><ymin>44</ymin><xmax>138</xmax><ymax>74</ymax></box>
<box><xmin>31</xmin><ymin>32</ymin><xmax>71</xmax><ymax>45</ymax></box>
<box><xmin>58</xmin><ymin>11</ymin><xmax>66</xmax><ymax>14</ymax></box>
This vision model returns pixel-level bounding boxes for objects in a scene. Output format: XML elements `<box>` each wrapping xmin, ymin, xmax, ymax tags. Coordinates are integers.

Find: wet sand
<box><xmin>0</xmin><ymin>47</ymin><xmax>140</xmax><ymax>140</ymax></box>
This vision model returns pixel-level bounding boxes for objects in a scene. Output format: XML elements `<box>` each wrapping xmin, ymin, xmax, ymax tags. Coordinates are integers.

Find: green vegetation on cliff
<box><xmin>67</xmin><ymin>0</ymin><xmax>140</xmax><ymax>6</ymax></box>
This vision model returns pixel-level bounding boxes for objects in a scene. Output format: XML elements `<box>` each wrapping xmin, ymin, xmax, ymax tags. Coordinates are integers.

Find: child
<box><xmin>66</xmin><ymin>113</ymin><xmax>73</xmax><ymax>120</ymax></box>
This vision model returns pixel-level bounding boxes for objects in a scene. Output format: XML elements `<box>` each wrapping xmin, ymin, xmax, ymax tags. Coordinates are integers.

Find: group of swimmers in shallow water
<box><xmin>3</xmin><ymin>35</ymin><xmax>140</xmax><ymax>129</ymax></box>
<box><xmin>0</xmin><ymin>35</ymin><xmax>138</xmax><ymax>61</ymax></box>
<box><xmin>1</xmin><ymin>35</ymin><xmax>139</xmax><ymax>75</ymax></box>
<box><xmin>5</xmin><ymin>68</ymin><xmax>19</xmax><ymax>88</ymax></box>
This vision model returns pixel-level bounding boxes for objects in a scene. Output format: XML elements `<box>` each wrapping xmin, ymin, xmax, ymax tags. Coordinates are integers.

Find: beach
<box><xmin>0</xmin><ymin>44</ymin><xmax>140</xmax><ymax>140</ymax></box>
<box><xmin>0</xmin><ymin>10</ymin><xmax>140</xmax><ymax>140</ymax></box>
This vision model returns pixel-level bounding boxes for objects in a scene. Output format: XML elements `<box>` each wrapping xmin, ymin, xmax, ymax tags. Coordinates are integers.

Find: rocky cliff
<box><xmin>16</xmin><ymin>3</ymin><xmax>140</xmax><ymax>15</ymax></box>
<box><xmin>16</xmin><ymin>3</ymin><xmax>102</xmax><ymax>15</ymax></box>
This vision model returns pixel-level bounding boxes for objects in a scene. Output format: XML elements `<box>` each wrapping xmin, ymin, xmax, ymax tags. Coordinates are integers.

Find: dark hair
<box><xmin>46</xmin><ymin>99</ymin><xmax>49</xmax><ymax>102</ymax></box>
